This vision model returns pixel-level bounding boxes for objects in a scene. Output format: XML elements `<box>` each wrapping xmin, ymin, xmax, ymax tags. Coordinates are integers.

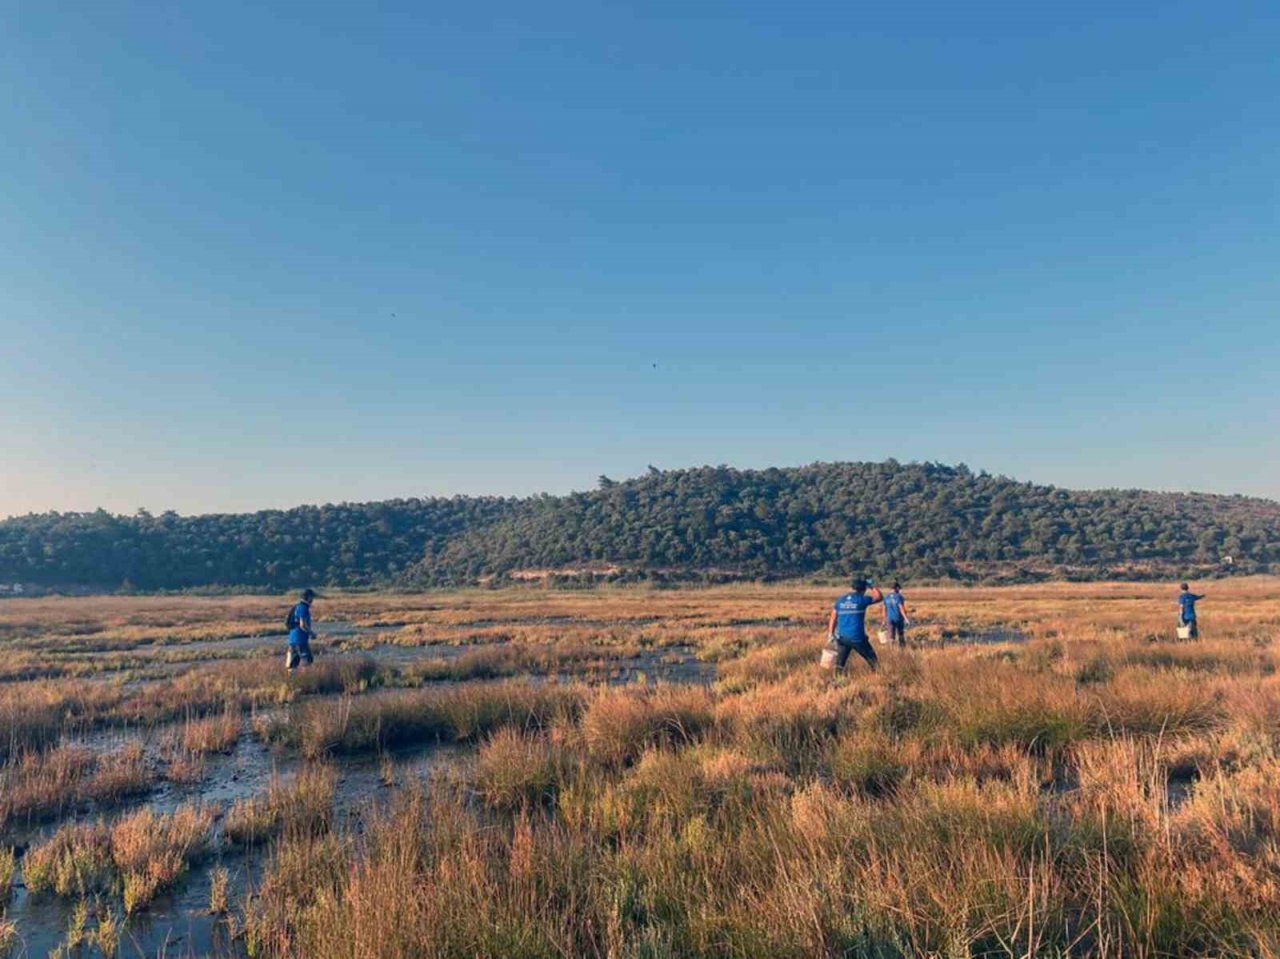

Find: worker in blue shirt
<box><xmin>826</xmin><ymin>578</ymin><xmax>884</xmax><ymax>671</ymax></box>
<box><xmin>286</xmin><ymin>588</ymin><xmax>317</xmax><ymax>671</ymax></box>
<box><xmin>1177</xmin><ymin>583</ymin><xmax>1205</xmax><ymax>639</ymax></box>
<box><xmin>882</xmin><ymin>581</ymin><xmax>910</xmax><ymax>647</ymax></box>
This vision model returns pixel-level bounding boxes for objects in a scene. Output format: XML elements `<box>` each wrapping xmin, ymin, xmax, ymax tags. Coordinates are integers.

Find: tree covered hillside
<box><xmin>403</xmin><ymin>462</ymin><xmax>1279</xmax><ymax>585</ymax></box>
<box><xmin>0</xmin><ymin>497</ymin><xmax>517</xmax><ymax>591</ymax></box>
<box><xmin>1</xmin><ymin>462</ymin><xmax>1276</xmax><ymax>591</ymax></box>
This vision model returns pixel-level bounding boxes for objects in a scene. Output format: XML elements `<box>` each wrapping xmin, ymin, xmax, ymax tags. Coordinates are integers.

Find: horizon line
<box><xmin>5</xmin><ymin>459</ymin><xmax>1277</xmax><ymax>522</ymax></box>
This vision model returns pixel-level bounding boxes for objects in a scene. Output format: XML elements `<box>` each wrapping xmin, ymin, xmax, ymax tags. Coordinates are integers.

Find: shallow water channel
<box><xmin>3</xmin><ymin>622</ymin><xmax>714</xmax><ymax>957</ymax></box>
<box><xmin>4</xmin><ymin>725</ymin><xmax>461</xmax><ymax>959</ymax></box>
<box><xmin>3</xmin><ymin>615</ymin><xmax>1037</xmax><ymax>955</ymax></box>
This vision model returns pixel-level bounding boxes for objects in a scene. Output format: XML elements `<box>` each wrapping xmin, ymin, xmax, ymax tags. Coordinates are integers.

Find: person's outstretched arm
<box><xmin>827</xmin><ymin>607</ymin><xmax>838</xmax><ymax>639</ymax></box>
<box><xmin>869</xmin><ymin>586</ymin><xmax>884</xmax><ymax>605</ymax></box>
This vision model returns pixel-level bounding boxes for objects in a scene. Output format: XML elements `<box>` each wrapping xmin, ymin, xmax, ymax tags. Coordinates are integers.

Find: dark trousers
<box><xmin>834</xmin><ymin>637</ymin><xmax>878</xmax><ymax>671</ymax></box>
<box><xmin>887</xmin><ymin>620</ymin><xmax>906</xmax><ymax>646</ymax></box>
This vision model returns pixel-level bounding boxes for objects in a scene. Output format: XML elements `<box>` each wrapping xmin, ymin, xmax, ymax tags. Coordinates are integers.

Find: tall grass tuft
<box><xmin>24</xmin><ymin>822</ymin><xmax>115</xmax><ymax>898</ymax></box>
<box><xmin>579</xmin><ymin>686</ymin><xmax>714</xmax><ymax>766</ymax></box>
<box><xmin>225</xmin><ymin>766</ymin><xmax>336</xmax><ymax>847</ymax></box>
<box><xmin>268</xmin><ymin>682</ymin><xmax>584</xmax><ymax>758</ymax></box>
<box><xmin>110</xmin><ymin>803</ymin><xmax>215</xmax><ymax>913</ymax></box>
<box><xmin>472</xmin><ymin>729</ymin><xmax>568</xmax><ymax>812</ymax></box>
<box><xmin>0</xmin><ymin>846</ymin><xmax>14</xmax><ymax>903</ymax></box>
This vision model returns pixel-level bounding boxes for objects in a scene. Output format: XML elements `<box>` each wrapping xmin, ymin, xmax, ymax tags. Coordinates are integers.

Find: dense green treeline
<box><xmin>405</xmin><ymin>462</ymin><xmax>1278</xmax><ymax>585</ymax></box>
<box><xmin>0</xmin><ymin>497</ymin><xmax>516</xmax><ymax>591</ymax></box>
<box><xmin>1</xmin><ymin>462</ymin><xmax>1276</xmax><ymax>591</ymax></box>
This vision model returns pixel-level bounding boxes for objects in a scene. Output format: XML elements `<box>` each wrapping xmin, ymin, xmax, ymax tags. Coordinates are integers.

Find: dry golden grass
<box><xmin>579</xmin><ymin>685</ymin><xmax>715</xmax><ymax>766</ymax></box>
<box><xmin>23</xmin><ymin>821</ymin><xmax>115</xmax><ymax>898</ymax></box>
<box><xmin>111</xmin><ymin>803</ymin><xmax>215</xmax><ymax>913</ymax></box>
<box><xmin>165</xmin><ymin>751</ymin><xmax>206</xmax><ymax>785</ymax></box>
<box><xmin>217</xmin><ymin>580</ymin><xmax>1280</xmax><ymax>957</ymax></box>
<box><xmin>0</xmin><ymin>743</ymin><xmax>152</xmax><ymax>828</ymax></box>
<box><xmin>7</xmin><ymin>579</ymin><xmax>1280</xmax><ymax>955</ymax></box>
<box><xmin>24</xmin><ymin>803</ymin><xmax>215</xmax><ymax>914</ymax></box>
<box><xmin>224</xmin><ymin>766</ymin><xmax>336</xmax><ymax>847</ymax></box>
<box><xmin>178</xmin><ymin>710</ymin><xmax>241</xmax><ymax>754</ymax></box>
<box><xmin>471</xmin><ymin>729</ymin><xmax>568</xmax><ymax>812</ymax></box>
<box><xmin>0</xmin><ymin>846</ymin><xmax>13</xmax><ymax>902</ymax></box>
<box><xmin>257</xmin><ymin>681</ymin><xmax>584</xmax><ymax>759</ymax></box>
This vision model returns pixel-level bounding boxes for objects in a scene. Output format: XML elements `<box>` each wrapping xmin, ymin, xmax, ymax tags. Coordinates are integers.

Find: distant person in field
<box><xmin>286</xmin><ymin>588</ymin><xmax>317</xmax><ymax>672</ymax></box>
<box><xmin>1177</xmin><ymin>583</ymin><xmax>1205</xmax><ymax>639</ymax></box>
<box><xmin>883</xmin><ymin>581</ymin><xmax>910</xmax><ymax>647</ymax></box>
<box><xmin>827</xmin><ymin>578</ymin><xmax>884</xmax><ymax>671</ymax></box>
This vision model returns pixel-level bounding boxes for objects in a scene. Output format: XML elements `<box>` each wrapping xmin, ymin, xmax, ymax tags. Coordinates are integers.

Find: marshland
<box><xmin>1</xmin><ymin>579</ymin><xmax>1278</xmax><ymax>958</ymax></box>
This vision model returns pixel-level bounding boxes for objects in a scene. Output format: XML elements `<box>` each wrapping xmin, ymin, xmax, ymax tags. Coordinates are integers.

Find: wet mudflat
<box><xmin>0</xmin><ymin>601</ymin><xmax>723</xmax><ymax>957</ymax></box>
<box><xmin>4</xmin><ymin>734</ymin><xmax>457</xmax><ymax>959</ymax></box>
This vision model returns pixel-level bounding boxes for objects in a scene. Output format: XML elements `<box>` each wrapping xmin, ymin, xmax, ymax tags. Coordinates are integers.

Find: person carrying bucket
<box><xmin>824</xmin><ymin>577</ymin><xmax>884</xmax><ymax>672</ymax></box>
<box><xmin>286</xmin><ymin>588</ymin><xmax>318</xmax><ymax>671</ymax></box>
<box><xmin>883</xmin><ymin>581</ymin><xmax>910</xmax><ymax>647</ymax></box>
<box><xmin>1177</xmin><ymin>583</ymin><xmax>1205</xmax><ymax>639</ymax></box>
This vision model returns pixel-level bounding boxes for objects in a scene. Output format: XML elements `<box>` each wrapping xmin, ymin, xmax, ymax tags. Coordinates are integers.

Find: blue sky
<box><xmin>2</xmin><ymin>1</ymin><xmax>1278</xmax><ymax>516</ymax></box>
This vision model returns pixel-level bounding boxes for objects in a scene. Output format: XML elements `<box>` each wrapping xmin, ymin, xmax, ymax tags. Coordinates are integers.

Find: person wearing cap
<box><xmin>826</xmin><ymin>577</ymin><xmax>884</xmax><ymax>672</ymax></box>
<box><xmin>883</xmin><ymin>581</ymin><xmax>910</xmax><ymax>647</ymax></box>
<box><xmin>1177</xmin><ymin>583</ymin><xmax>1205</xmax><ymax>639</ymax></box>
<box><xmin>286</xmin><ymin>588</ymin><xmax>317</xmax><ymax>671</ymax></box>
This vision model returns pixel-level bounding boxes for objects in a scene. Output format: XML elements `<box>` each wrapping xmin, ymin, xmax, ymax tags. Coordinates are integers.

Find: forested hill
<box><xmin>1</xmin><ymin>462</ymin><xmax>1277</xmax><ymax>591</ymax></box>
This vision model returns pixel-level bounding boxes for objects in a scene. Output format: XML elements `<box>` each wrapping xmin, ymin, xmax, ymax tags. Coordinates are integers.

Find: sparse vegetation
<box><xmin>0</xmin><ymin>743</ymin><xmax>153</xmax><ymax>828</ymax></box>
<box><xmin>111</xmin><ymin>804</ymin><xmax>215</xmax><ymax>913</ymax></box>
<box><xmin>24</xmin><ymin>822</ymin><xmax>115</xmax><ymax>898</ymax></box>
<box><xmin>24</xmin><ymin>804</ymin><xmax>215</xmax><ymax>915</ymax></box>
<box><xmin>94</xmin><ymin>901</ymin><xmax>121</xmax><ymax>957</ymax></box>
<box><xmin>0</xmin><ymin>847</ymin><xmax>14</xmax><ymax>903</ymax></box>
<box><xmin>224</xmin><ymin>767</ymin><xmax>336</xmax><ymax>847</ymax></box>
<box><xmin>179</xmin><ymin>710</ymin><xmax>241</xmax><ymax>754</ymax></box>
<box><xmin>209</xmin><ymin>866</ymin><xmax>230</xmax><ymax>915</ymax></box>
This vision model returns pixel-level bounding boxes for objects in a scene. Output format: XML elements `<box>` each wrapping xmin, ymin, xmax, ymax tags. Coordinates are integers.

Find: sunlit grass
<box><xmin>0</xmin><ymin>744</ymin><xmax>152</xmax><ymax>828</ymax></box>
<box><xmin>6</xmin><ymin>580</ymin><xmax>1280</xmax><ymax>955</ymax></box>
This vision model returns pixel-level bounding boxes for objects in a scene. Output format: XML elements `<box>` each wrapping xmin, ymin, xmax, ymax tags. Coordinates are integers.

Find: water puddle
<box><xmin>937</xmin><ymin>627</ymin><xmax>1031</xmax><ymax>645</ymax></box>
<box><xmin>2</xmin><ymin>736</ymin><xmax>459</xmax><ymax>959</ymax></box>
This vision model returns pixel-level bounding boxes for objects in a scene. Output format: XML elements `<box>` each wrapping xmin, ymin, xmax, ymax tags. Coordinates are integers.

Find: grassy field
<box><xmin>1</xmin><ymin>580</ymin><xmax>1278</xmax><ymax>957</ymax></box>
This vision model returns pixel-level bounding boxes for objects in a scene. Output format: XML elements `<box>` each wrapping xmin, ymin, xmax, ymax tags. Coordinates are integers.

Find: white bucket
<box><xmin>877</xmin><ymin>629</ymin><xmax>889</xmax><ymax>645</ymax></box>
<box><xmin>820</xmin><ymin>647</ymin><xmax>838</xmax><ymax>669</ymax></box>
<box><xmin>1176</xmin><ymin>625</ymin><xmax>1193</xmax><ymax>641</ymax></box>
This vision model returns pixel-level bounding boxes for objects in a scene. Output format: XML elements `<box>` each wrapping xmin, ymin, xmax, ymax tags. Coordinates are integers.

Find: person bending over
<box><xmin>827</xmin><ymin>578</ymin><xmax>884</xmax><ymax>672</ymax></box>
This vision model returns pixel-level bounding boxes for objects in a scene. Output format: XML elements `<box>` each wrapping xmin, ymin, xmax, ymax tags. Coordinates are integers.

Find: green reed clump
<box><xmin>0</xmin><ymin>846</ymin><xmax>14</xmax><ymax>902</ymax></box>
<box><xmin>24</xmin><ymin>822</ymin><xmax>115</xmax><ymax>899</ymax></box>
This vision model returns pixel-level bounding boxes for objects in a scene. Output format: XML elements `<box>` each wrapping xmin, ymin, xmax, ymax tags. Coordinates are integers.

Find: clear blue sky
<box><xmin>2</xmin><ymin>1</ymin><xmax>1278</xmax><ymax>517</ymax></box>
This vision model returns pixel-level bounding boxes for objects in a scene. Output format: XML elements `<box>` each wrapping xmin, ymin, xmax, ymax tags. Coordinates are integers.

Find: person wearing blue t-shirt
<box><xmin>882</xmin><ymin>582</ymin><xmax>910</xmax><ymax>647</ymax></box>
<box><xmin>826</xmin><ymin>578</ymin><xmax>884</xmax><ymax>671</ymax></box>
<box><xmin>1177</xmin><ymin>583</ymin><xmax>1205</xmax><ymax>639</ymax></box>
<box><xmin>286</xmin><ymin>588</ymin><xmax>317</xmax><ymax>671</ymax></box>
